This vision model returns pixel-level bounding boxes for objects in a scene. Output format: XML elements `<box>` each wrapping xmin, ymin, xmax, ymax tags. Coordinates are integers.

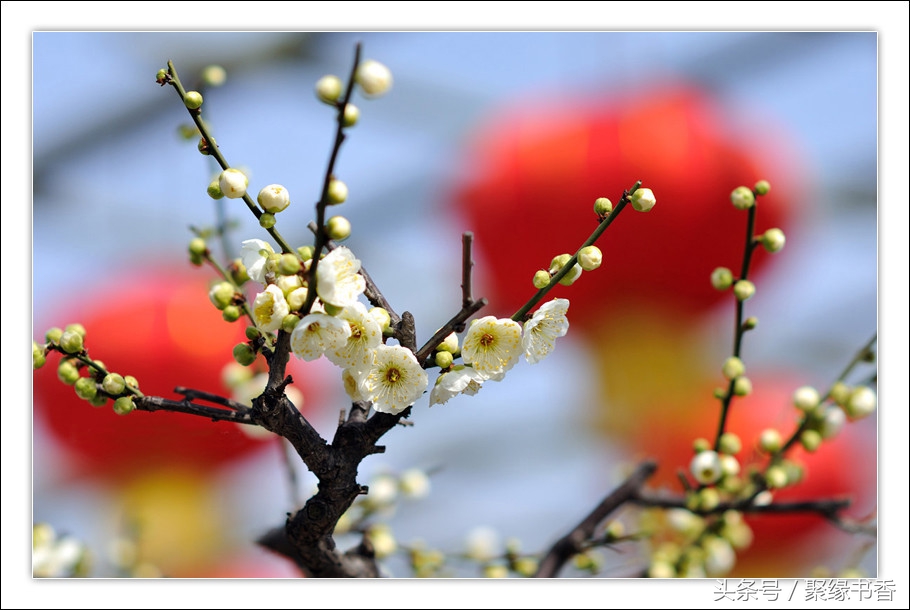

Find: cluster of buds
<box><xmin>35</xmin><ymin>324</ymin><xmax>140</xmax><ymax>415</ymax></box>
<box><xmin>642</xmin><ymin>506</ymin><xmax>753</xmax><ymax>578</ymax></box>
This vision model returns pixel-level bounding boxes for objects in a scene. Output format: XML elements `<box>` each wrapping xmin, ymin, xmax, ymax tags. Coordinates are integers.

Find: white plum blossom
<box><xmin>341</xmin><ymin>367</ymin><xmax>366</xmax><ymax>402</ymax></box>
<box><xmin>462</xmin><ymin>316</ymin><xmax>522</xmax><ymax>379</ymax></box>
<box><xmin>316</xmin><ymin>246</ymin><xmax>366</xmax><ymax>308</ymax></box>
<box><xmin>251</xmin><ymin>285</ymin><xmax>289</xmax><ymax>333</ymax></box>
<box><xmin>359</xmin><ymin>344</ymin><xmax>428</xmax><ymax>415</ymax></box>
<box><xmin>240</xmin><ymin>238</ymin><xmax>275</xmax><ymax>285</ymax></box>
<box><xmin>290</xmin><ymin>312</ymin><xmax>351</xmax><ymax>361</ymax></box>
<box><xmin>326</xmin><ymin>302</ymin><xmax>383</xmax><ymax>368</ymax></box>
<box><xmin>429</xmin><ymin>365</ymin><xmax>485</xmax><ymax>406</ymax></box>
<box><xmin>690</xmin><ymin>450</ymin><xmax>723</xmax><ymax>485</ymax></box>
<box><xmin>522</xmin><ymin>298</ymin><xmax>570</xmax><ymax>364</ymax></box>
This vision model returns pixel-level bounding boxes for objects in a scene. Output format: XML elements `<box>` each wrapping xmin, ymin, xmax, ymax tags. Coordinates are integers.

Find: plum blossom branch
<box><xmin>512</xmin><ymin>180</ymin><xmax>640</xmax><ymax>322</ymax></box>
<box><xmin>534</xmin><ymin>460</ymin><xmax>657</xmax><ymax>578</ymax></box>
<box><xmin>162</xmin><ymin>61</ymin><xmax>294</xmax><ymax>255</ymax></box>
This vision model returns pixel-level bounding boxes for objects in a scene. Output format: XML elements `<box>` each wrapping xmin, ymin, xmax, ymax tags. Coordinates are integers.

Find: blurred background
<box><xmin>31</xmin><ymin>32</ymin><xmax>880</xmax><ymax>579</ymax></box>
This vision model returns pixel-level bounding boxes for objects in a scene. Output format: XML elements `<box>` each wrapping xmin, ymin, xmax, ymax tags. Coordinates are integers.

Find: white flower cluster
<box><xmin>429</xmin><ymin>298</ymin><xmax>570</xmax><ymax>406</ymax></box>
<box><xmin>239</xmin><ymin>237</ymin><xmax>570</xmax><ymax>415</ymax></box>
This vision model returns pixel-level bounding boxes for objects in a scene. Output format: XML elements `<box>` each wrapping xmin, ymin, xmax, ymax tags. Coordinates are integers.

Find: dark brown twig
<box><xmin>534</xmin><ymin>460</ymin><xmax>657</xmax><ymax>577</ymax></box>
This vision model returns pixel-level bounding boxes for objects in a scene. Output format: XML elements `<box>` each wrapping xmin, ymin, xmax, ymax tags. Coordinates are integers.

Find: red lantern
<box><xmin>451</xmin><ymin>84</ymin><xmax>802</xmax><ymax>327</ymax></box>
<box><xmin>34</xmin><ymin>267</ymin><xmax>320</xmax><ymax>480</ymax></box>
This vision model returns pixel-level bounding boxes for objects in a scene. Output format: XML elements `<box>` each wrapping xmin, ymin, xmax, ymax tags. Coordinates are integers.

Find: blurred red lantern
<box><xmin>451</xmin><ymin>83</ymin><xmax>802</xmax><ymax>327</ymax></box>
<box><xmin>34</xmin><ymin>267</ymin><xmax>320</xmax><ymax>481</ymax></box>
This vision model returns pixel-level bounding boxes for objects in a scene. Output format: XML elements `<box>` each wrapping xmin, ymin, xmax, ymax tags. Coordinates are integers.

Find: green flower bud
<box><xmin>222</xmin><ymin>305</ymin><xmax>242</xmax><ymax>322</ymax></box>
<box><xmin>257</xmin><ymin>184</ymin><xmax>291</xmax><ymax>213</ymax></box>
<box><xmin>45</xmin><ymin>327</ymin><xmax>64</xmax><ymax>344</ymax></box>
<box><xmin>102</xmin><ymin>373</ymin><xmax>126</xmax><ymax>396</ymax></box>
<box><xmin>711</xmin><ymin>267</ymin><xmax>734</xmax><ymax>291</ymax></box>
<box><xmin>754</xmin><ymin>180</ymin><xmax>771</xmax><ymax>195</ymax></box>
<box><xmin>743</xmin><ymin>316</ymin><xmax>758</xmax><ymax>330</ymax></box>
<box><xmin>370</xmin><ymin>307</ymin><xmax>392</xmax><ymax>334</ymax></box>
<box><xmin>315</xmin><ymin>74</ymin><xmax>343</xmax><ymax>104</ymax></box>
<box><xmin>323</xmin><ymin>302</ymin><xmax>343</xmax><ymax>317</ymax></box>
<box><xmin>287</xmin><ymin>287</ymin><xmax>308</xmax><ymax>312</ymax></box>
<box><xmin>604</xmin><ymin>520</ymin><xmax>625</xmax><ymax>540</ymax></box>
<box><xmin>233</xmin><ymin>343</ymin><xmax>257</xmax><ymax>366</ymax></box>
<box><xmin>719</xmin><ymin>454</ymin><xmax>741</xmax><ymax>477</ymax></box>
<box><xmin>761</xmin><ymin>228</ymin><xmax>786</xmax><ymax>253</ymax></box>
<box><xmin>113</xmin><ymin>396</ymin><xmax>135</xmax><ymax>415</ymax></box>
<box><xmin>549</xmin><ymin>253</ymin><xmax>582</xmax><ymax>286</ymax></box>
<box><xmin>201</xmin><ymin>64</ymin><xmax>226</xmax><ymax>87</ymax></box>
<box><xmin>189</xmin><ymin>237</ymin><xmax>207</xmax><ymax>257</ymax></box>
<box><xmin>245</xmin><ymin>326</ymin><xmax>261</xmax><ymax>341</ymax></box>
<box><xmin>184</xmin><ymin>90</ymin><xmax>203</xmax><ymax>110</ymax></box>
<box><xmin>206</xmin><ymin>179</ymin><xmax>224</xmax><ymax>199</ymax></box>
<box><xmin>297</xmin><ymin>245</ymin><xmax>315</xmax><ymax>262</ymax></box>
<box><xmin>594</xmin><ymin>197</ymin><xmax>613</xmax><ymax>216</ymax></box>
<box><xmin>342</xmin><ymin>103</ymin><xmax>360</xmax><ymax>127</ymax></box>
<box><xmin>259</xmin><ymin>212</ymin><xmax>277</xmax><ymax>229</ymax></box>
<box><xmin>730</xmin><ymin>186</ymin><xmax>755</xmax><ymax>210</ymax></box>
<box><xmin>208</xmin><ymin>281</ymin><xmax>235</xmax><ymax>310</ymax></box>
<box><xmin>230</xmin><ymin>259</ymin><xmax>250</xmax><ymax>285</ymax></box>
<box><xmin>57</xmin><ymin>360</ymin><xmax>80</xmax><ymax>385</ymax></box>
<box><xmin>177</xmin><ymin>123</ymin><xmax>198</xmax><ymax>140</ymax></box>
<box><xmin>327</xmin><ymin>179</ymin><xmax>348</xmax><ymax>205</ymax></box>
<box><xmin>699</xmin><ymin>487</ymin><xmax>721</xmax><ymax>512</ymax></box>
<box><xmin>713</xmin><ymin>387</ymin><xmax>728</xmax><ymax>400</ymax></box>
<box><xmin>845</xmin><ymin>386</ymin><xmax>876</xmax><ymax>419</ymax></box>
<box><xmin>513</xmin><ymin>557</ymin><xmax>538</xmax><ymax>578</ymax></box>
<box><xmin>355</xmin><ymin>59</ymin><xmax>393</xmax><ymax>97</ymax></box>
<box><xmin>189</xmin><ymin>251</ymin><xmax>204</xmax><ymax>266</ymax></box>
<box><xmin>800</xmin><ymin>429</ymin><xmax>822</xmax><ymax>452</ymax></box>
<box><xmin>829</xmin><ymin>381</ymin><xmax>851</xmax><ymax>406</ymax></box>
<box><xmin>326</xmin><ymin>215</ymin><xmax>352</xmax><ymax>241</ymax></box>
<box><xmin>577</xmin><ymin>245</ymin><xmax>602</xmax><ymax>271</ymax></box>
<box><xmin>281</xmin><ymin>314</ymin><xmax>300</xmax><ymax>333</ymax></box>
<box><xmin>435</xmin><ymin>351</ymin><xmax>454</xmax><ymax>369</ymax></box>
<box><xmin>718</xmin><ymin>433</ymin><xmax>742</xmax><ymax>455</ymax></box>
<box><xmin>764</xmin><ymin>465</ymin><xmax>788</xmax><ymax>489</ymax></box>
<box><xmin>733</xmin><ymin>280</ymin><xmax>755</xmax><ymax>301</ymax></box>
<box><xmin>278</xmin><ymin>253</ymin><xmax>301</xmax><ymax>275</ymax></box>
<box><xmin>532</xmin><ymin>270</ymin><xmax>551</xmax><ymax>289</ymax></box>
<box><xmin>197</xmin><ymin>136</ymin><xmax>215</xmax><ymax>155</ymax></box>
<box><xmin>732</xmin><ymin>376</ymin><xmax>752</xmax><ymax>396</ymax></box>
<box><xmin>74</xmin><ymin>377</ymin><xmax>98</xmax><ymax>401</ymax></box>
<box><xmin>437</xmin><ymin>332</ymin><xmax>459</xmax><ymax>353</ymax></box>
<box><xmin>124</xmin><ymin>375</ymin><xmax>140</xmax><ymax>391</ymax></box>
<box><xmin>33</xmin><ymin>342</ymin><xmax>46</xmax><ymax>369</ymax></box>
<box><xmin>721</xmin><ymin>356</ymin><xmax>745</xmax><ymax>380</ymax></box>
<box><xmin>819</xmin><ymin>405</ymin><xmax>846</xmax><ymax>439</ymax></box>
<box><xmin>65</xmin><ymin>323</ymin><xmax>86</xmax><ymax>337</ymax></box>
<box><xmin>758</xmin><ymin>428</ymin><xmax>782</xmax><ymax>453</ymax></box>
<box><xmin>792</xmin><ymin>385</ymin><xmax>820</xmax><ymax>411</ymax></box>
<box><xmin>219</xmin><ymin>168</ymin><xmax>248</xmax><ymax>199</ymax></box>
<box><xmin>693</xmin><ymin>438</ymin><xmax>711</xmax><ymax>453</ymax></box>
<box><xmin>88</xmin><ymin>393</ymin><xmax>108</xmax><ymax>407</ymax></box>
<box><xmin>59</xmin><ymin>330</ymin><xmax>84</xmax><ymax>354</ymax></box>
<box><xmin>155</xmin><ymin>68</ymin><xmax>167</xmax><ymax>81</ymax></box>
<box><xmin>630</xmin><ymin>187</ymin><xmax>656</xmax><ymax>212</ymax></box>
